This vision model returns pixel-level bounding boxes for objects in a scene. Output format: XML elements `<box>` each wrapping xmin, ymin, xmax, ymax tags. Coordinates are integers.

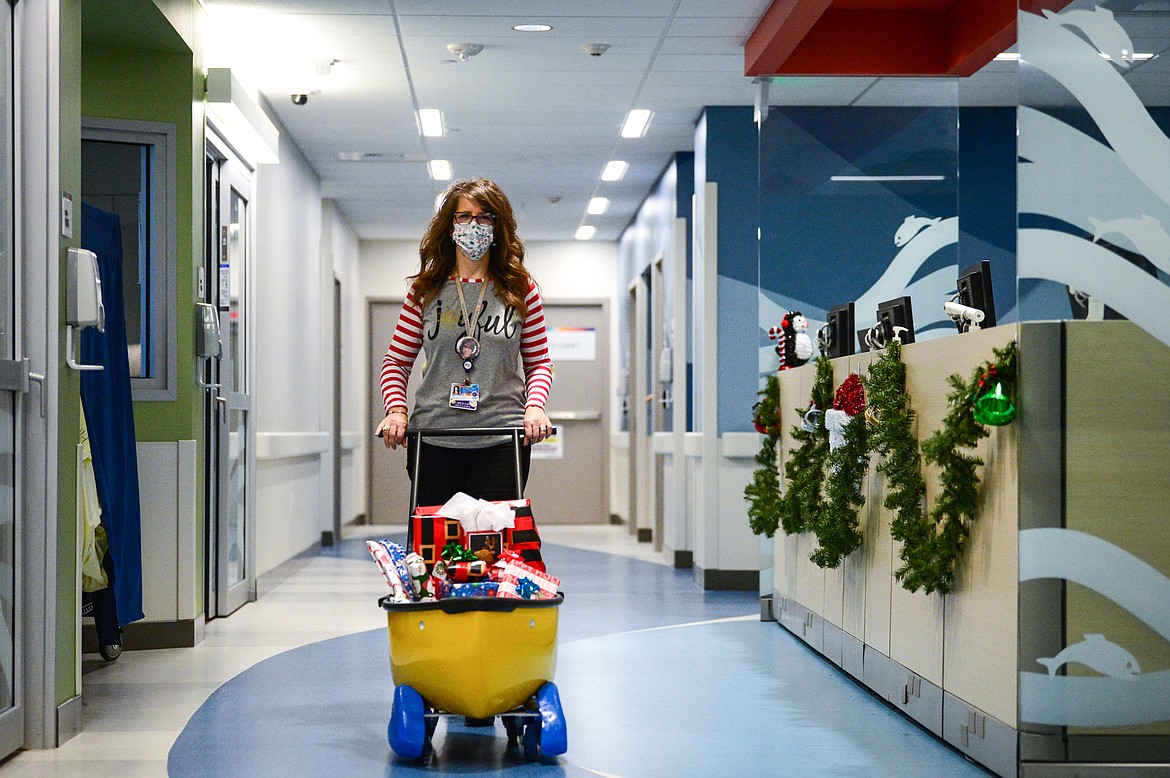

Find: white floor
<box><xmin>0</xmin><ymin>525</ymin><xmax>668</xmax><ymax>777</ymax></box>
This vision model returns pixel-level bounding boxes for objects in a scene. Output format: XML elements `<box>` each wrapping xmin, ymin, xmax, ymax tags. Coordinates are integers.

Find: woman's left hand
<box><xmin>524</xmin><ymin>407</ymin><xmax>554</xmax><ymax>445</ymax></box>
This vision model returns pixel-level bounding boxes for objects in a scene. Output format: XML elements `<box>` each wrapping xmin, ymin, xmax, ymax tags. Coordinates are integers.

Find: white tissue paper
<box><xmin>437</xmin><ymin>491</ymin><xmax>517</xmax><ymax>532</ymax></box>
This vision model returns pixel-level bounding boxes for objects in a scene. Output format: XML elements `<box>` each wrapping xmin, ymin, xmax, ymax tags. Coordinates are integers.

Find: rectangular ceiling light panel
<box><xmin>418</xmin><ymin>108</ymin><xmax>444</xmax><ymax>137</ymax></box>
<box><xmin>620</xmin><ymin>109</ymin><xmax>652</xmax><ymax>138</ymax></box>
<box><xmin>601</xmin><ymin>161</ymin><xmax>628</xmax><ymax>181</ymax></box>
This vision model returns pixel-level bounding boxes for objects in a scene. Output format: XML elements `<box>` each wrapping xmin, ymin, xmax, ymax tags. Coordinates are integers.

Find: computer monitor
<box><xmin>956</xmin><ymin>259</ymin><xmax>996</xmax><ymax>331</ymax></box>
<box><xmin>876</xmin><ymin>296</ymin><xmax>915</xmax><ymax>345</ymax></box>
<box><xmin>826</xmin><ymin>302</ymin><xmax>855</xmax><ymax>358</ymax></box>
<box><xmin>855</xmin><ymin>328</ymin><xmax>870</xmax><ymax>353</ymax></box>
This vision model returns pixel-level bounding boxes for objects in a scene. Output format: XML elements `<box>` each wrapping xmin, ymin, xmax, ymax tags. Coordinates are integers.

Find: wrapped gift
<box><xmin>466</xmin><ymin>530</ymin><xmax>503</xmax><ymax>565</ymax></box>
<box><xmin>409</xmin><ymin>508</ymin><xmax>464</xmax><ymax>571</ymax></box>
<box><xmin>497</xmin><ymin>573</ymin><xmax>557</xmax><ymax>600</ymax></box>
<box><xmin>496</xmin><ymin>556</ymin><xmax>560</xmax><ymax>600</ymax></box>
<box><xmin>447</xmin><ymin>559</ymin><xmax>488</xmax><ymax>583</ymax></box>
<box><xmin>411</xmin><ymin>499</ymin><xmax>545</xmax><ymax>572</ymax></box>
<box><xmin>366</xmin><ymin>541</ymin><xmax>411</xmax><ymax>602</ymax></box>
<box><xmin>380</xmin><ymin>541</ymin><xmax>418</xmax><ymax>602</ymax></box>
<box><xmin>425</xmin><ymin>559</ymin><xmax>448</xmax><ymax>600</ymax></box>
<box><xmin>502</xmin><ymin>499</ymin><xmax>545</xmax><ymax>572</ymax></box>
<box><xmin>442</xmin><ymin>581</ymin><xmax>500</xmax><ymax>598</ymax></box>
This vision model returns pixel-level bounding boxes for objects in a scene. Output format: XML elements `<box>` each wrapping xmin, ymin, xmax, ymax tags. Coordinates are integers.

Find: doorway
<box><xmin>202</xmin><ymin>136</ymin><xmax>255</xmax><ymax>617</ymax></box>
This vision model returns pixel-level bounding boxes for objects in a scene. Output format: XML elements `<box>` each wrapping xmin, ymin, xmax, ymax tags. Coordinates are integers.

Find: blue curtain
<box><xmin>80</xmin><ymin>202</ymin><xmax>144</xmax><ymax>628</ymax></box>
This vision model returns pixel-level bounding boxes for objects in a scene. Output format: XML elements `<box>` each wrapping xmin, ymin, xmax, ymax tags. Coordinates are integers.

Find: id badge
<box><xmin>449</xmin><ymin>382</ymin><xmax>480</xmax><ymax>411</ymax></box>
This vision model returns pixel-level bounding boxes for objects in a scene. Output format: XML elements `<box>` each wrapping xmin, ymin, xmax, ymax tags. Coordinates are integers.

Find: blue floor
<box><xmin>168</xmin><ymin>539</ymin><xmax>991</xmax><ymax>776</ymax></box>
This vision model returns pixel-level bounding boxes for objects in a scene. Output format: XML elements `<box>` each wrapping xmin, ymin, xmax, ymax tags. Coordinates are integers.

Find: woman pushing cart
<box><xmin>373</xmin><ymin>178</ymin><xmax>566</xmax><ymax>761</ymax></box>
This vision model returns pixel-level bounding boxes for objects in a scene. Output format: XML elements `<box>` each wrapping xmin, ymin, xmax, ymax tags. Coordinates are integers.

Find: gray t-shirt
<box><xmin>411</xmin><ymin>278</ymin><xmax>526</xmax><ymax>448</ymax></box>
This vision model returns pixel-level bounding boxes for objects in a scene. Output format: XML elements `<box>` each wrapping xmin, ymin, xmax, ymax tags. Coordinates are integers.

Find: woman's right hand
<box><xmin>375</xmin><ymin>409</ymin><xmax>408</xmax><ymax>449</ymax></box>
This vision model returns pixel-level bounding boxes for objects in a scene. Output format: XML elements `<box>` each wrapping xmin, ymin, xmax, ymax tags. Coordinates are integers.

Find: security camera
<box><xmin>944</xmin><ymin>298</ymin><xmax>985</xmax><ymax>331</ymax></box>
<box><xmin>582</xmin><ymin>43</ymin><xmax>610</xmax><ymax>57</ymax></box>
<box><xmin>291</xmin><ymin>94</ymin><xmax>308</xmax><ymax>106</ymax></box>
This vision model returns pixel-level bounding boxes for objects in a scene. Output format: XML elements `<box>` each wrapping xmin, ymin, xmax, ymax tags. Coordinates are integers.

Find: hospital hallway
<box><xmin>1</xmin><ymin>525</ymin><xmax>988</xmax><ymax>777</ymax></box>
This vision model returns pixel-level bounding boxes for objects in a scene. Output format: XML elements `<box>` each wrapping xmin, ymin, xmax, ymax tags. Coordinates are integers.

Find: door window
<box><xmin>80</xmin><ymin>119</ymin><xmax>177</xmax><ymax>400</ymax></box>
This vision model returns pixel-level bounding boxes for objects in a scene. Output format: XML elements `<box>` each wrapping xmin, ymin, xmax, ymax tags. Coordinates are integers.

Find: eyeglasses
<box><xmin>454</xmin><ymin>211</ymin><xmax>496</xmax><ymax>226</ymax></box>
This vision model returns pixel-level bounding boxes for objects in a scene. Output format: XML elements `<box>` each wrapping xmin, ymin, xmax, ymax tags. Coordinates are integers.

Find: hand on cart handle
<box><xmin>375</xmin><ymin>408</ymin><xmax>409</xmax><ymax>450</ymax></box>
<box><xmin>523</xmin><ymin>406</ymin><xmax>554</xmax><ymax>446</ymax></box>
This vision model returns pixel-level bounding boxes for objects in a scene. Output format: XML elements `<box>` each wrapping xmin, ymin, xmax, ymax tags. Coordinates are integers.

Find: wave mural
<box><xmin>1018</xmin><ymin>7</ymin><xmax>1170</xmax><ymax>347</ymax></box>
<box><xmin>1019</xmin><ymin>528</ymin><xmax>1170</xmax><ymax>727</ymax></box>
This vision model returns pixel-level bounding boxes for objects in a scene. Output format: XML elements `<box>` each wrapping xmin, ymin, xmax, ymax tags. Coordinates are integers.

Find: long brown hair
<box><xmin>411</xmin><ymin>178</ymin><xmax>531</xmax><ymax>316</ymax></box>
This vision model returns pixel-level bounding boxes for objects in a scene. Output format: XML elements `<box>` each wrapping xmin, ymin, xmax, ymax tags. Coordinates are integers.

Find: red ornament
<box><xmin>833</xmin><ymin>373</ymin><xmax>866</xmax><ymax>417</ymax></box>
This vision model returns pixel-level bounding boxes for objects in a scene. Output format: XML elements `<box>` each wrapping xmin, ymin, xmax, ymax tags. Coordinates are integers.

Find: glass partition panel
<box><xmin>757</xmin><ymin>77</ymin><xmax>960</xmax><ymax>379</ymax></box>
<box><xmin>1016</xmin><ymin>1</ymin><xmax>1170</xmax><ymax>763</ymax></box>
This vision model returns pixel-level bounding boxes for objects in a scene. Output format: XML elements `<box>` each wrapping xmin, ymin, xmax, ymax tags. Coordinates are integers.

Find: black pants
<box><xmin>406</xmin><ymin>441</ymin><xmax>532</xmax><ymax>508</ymax></box>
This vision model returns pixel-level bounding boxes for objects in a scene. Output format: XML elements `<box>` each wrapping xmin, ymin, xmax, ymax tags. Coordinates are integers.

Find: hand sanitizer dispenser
<box><xmin>65</xmin><ymin>247</ymin><xmax>105</xmax><ymax>371</ymax></box>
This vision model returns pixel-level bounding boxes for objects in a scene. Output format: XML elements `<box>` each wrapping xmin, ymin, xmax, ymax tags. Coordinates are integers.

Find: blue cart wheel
<box><xmin>535</xmin><ymin>682</ymin><xmax>568</xmax><ymax>757</ymax></box>
<box><xmin>388</xmin><ymin>685</ymin><xmax>427</xmax><ymax>760</ymax></box>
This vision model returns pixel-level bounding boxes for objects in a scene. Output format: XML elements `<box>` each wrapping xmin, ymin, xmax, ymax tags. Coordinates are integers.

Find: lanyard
<box><xmin>454</xmin><ymin>277</ymin><xmax>489</xmax><ymax>381</ymax></box>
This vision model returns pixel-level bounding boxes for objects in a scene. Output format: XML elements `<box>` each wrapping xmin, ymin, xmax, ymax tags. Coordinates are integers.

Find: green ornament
<box><xmin>972</xmin><ymin>381</ymin><xmax>1016</xmax><ymax>426</ymax></box>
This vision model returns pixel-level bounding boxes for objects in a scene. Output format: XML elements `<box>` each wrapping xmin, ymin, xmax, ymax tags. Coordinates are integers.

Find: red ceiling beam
<box><xmin>945</xmin><ymin>0</ymin><xmax>1015</xmax><ymax>77</ymax></box>
<box><xmin>744</xmin><ymin>0</ymin><xmax>834</xmax><ymax>77</ymax></box>
<box><xmin>745</xmin><ymin>0</ymin><xmax>1075</xmax><ymax>79</ymax></box>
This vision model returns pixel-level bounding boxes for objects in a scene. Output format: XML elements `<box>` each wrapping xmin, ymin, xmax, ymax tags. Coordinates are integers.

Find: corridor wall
<box><xmin>615</xmin><ymin>153</ymin><xmax>692</xmax><ymax>554</ymax></box>
<box><xmin>689</xmin><ymin>107</ymin><xmax>763</xmax><ymax>588</ymax></box>
<box><xmin>253</xmin><ymin>128</ymin><xmax>364</xmax><ymax>578</ymax></box>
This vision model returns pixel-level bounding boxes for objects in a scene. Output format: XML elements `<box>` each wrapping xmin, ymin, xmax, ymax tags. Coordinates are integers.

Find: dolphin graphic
<box><xmin>893</xmin><ymin>215</ymin><xmax>941</xmax><ymax>247</ymax></box>
<box><xmin>1043</xmin><ymin>6</ymin><xmax>1134</xmax><ymax>67</ymax></box>
<box><xmin>1037</xmin><ymin>634</ymin><xmax>1141</xmax><ymax>679</ymax></box>
<box><xmin>1089</xmin><ymin>214</ymin><xmax>1170</xmax><ymax>271</ymax></box>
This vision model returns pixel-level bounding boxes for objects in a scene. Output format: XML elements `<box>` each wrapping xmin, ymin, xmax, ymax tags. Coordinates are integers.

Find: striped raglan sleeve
<box><xmin>379</xmin><ymin>286</ymin><xmax>424</xmax><ymax>414</ymax></box>
<box><xmin>520</xmin><ymin>281</ymin><xmax>553</xmax><ymax>409</ymax></box>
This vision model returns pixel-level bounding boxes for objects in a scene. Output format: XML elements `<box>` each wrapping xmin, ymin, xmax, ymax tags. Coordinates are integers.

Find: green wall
<box><xmin>80</xmin><ymin>43</ymin><xmax>201</xmax><ymax>444</ymax></box>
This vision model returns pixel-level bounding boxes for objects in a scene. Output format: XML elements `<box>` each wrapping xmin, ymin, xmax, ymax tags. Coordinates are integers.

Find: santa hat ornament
<box><xmin>824</xmin><ymin>373</ymin><xmax>865</xmax><ymax>451</ymax></box>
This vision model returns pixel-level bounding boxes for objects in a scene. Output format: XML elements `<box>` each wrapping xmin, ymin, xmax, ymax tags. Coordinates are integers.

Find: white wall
<box><xmin>252</xmin><ymin>131</ymin><xmax>363</xmax><ymax>576</ymax></box>
<box><xmin>325</xmin><ymin>201</ymin><xmax>365</xmax><ymax>529</ymax></box>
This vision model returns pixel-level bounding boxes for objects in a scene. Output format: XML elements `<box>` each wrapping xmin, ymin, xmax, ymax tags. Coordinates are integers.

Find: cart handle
<box><xmin>402</xmin><ymin>426</ymin><xmax>554</xmax><ymax>517</ymax></box>
<box><xmin>405</xmin><ymin>426</ymin><xmax>531</xmax><ymax>437</ymax></box>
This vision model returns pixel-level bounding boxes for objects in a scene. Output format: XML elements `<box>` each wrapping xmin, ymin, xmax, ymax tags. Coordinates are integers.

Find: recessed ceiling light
<box><xmin>575</xmin><ymin>225</ymin><xmax>596</xmax><ymax>241</ymax></box>
<box><xmin>620</xmin><ymin>109</ymin><xmax>652</xmax><ymax>138</ymax></box>
<box><xmin>513</xmin><ymin>23</ymin><xmax>552</xmax><ymax>32</ymax></box>
<box><xmin>418</xmin><ymin>109</ymin><xmax>444</xmax><ymax>137</ymax></box>
<box><xmin>994</xmin><ymin>53</ymin><xmax>1020</xmax><ymax>61</ymax></box>
<box><xmin>429</xmin><ymin>159</ymin><xmax>452</xmax><ymax>181</ymax></box>
<box><xmin>601</xmin><ymin>160</ymin><xmax>628</xmax><ymax>181</ymax></box>
<box><xmin>587</xmin><ymin>197</ymin><xmax>609</xmax><ymax>215</ymax></box>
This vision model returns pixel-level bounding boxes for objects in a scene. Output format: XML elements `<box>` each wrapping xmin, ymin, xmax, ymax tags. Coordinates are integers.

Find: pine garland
<box><xmin>912</xmin><ymin>340</ymin><xmax>1019</xmax><ymax>595</ymax></box>
<box><xmin>777</xmin><ymin>355</ymin><xmax>833</xmax><ymax>535</ymax></box>
<box><xmin>809</xmin><ymin>409</ymin><xmax>869</xmax><ymax>568</ymax></box>
<box><xmin>745</xmin><ymin>374</ymin><xmax>782</xmax><ymax>537</ymax></box>
<box><xmin>863</xmin><ymin>340</ymin><xmax>929</xmax><ymax>587</ymax></box>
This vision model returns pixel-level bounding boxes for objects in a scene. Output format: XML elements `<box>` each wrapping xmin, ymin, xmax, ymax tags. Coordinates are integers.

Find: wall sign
<box><xmin>547</xmin><ymin>327</ymin><xmax>596</xmax><ymax>361</ymax></box>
